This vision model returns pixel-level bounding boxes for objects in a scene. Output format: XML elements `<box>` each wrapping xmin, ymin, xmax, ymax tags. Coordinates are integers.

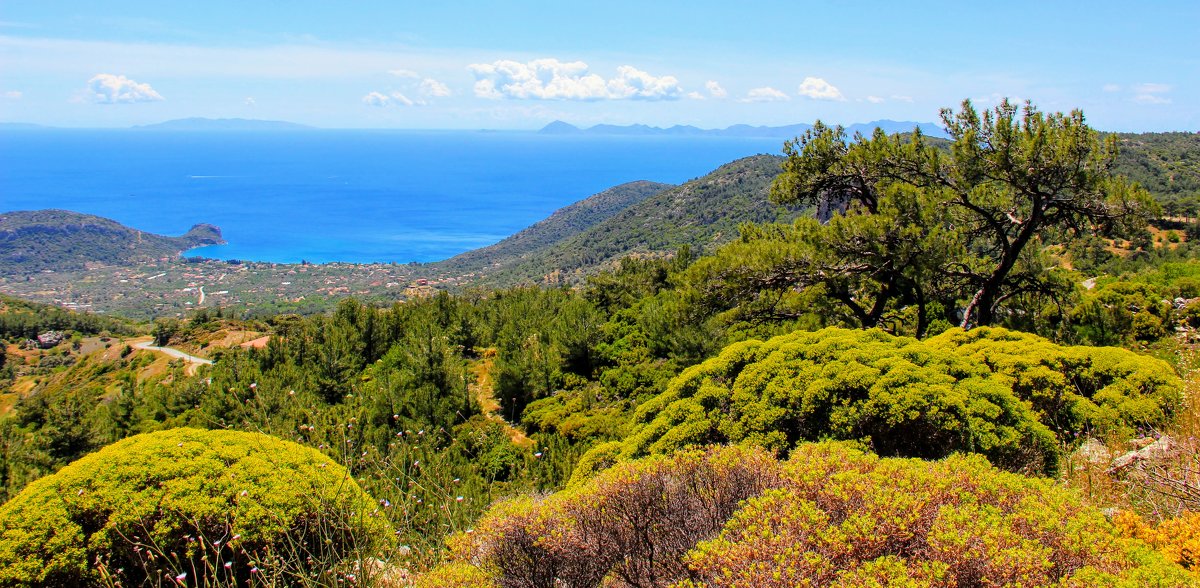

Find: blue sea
<box><xmin>0</xmin><ymin>130</ymin><xmax>785</xmax><ymax>264</ymax></box>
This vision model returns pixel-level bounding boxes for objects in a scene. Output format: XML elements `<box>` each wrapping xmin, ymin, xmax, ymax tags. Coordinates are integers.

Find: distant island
<box><xmin>134</xmin><ymin>118</ymin><xmax>315</xmax><ymax>131</ymax></box>
<box><xmin>539</xmin><ymin>119</ymin><xmax>949</xmax><ymax>139</ymax></box>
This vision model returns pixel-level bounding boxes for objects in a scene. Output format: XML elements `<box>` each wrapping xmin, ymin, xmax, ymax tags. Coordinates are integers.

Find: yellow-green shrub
<box><xmin>611</xmin><ymin>327</ymin><xmax>1179</xmax><ymax>475</ymax></box>
<box><xmin>0</xmin><ymin>428</ymin><xmax>394</xmax><ymax>587</ymax></box>
<box><xmin>682</xmin><ymin>443</ymin><xmax>1189</xmax><ymax>587</ymax></box>
<box><xmin>422</xmin><ymin>443</ymin><xmax>1192</xmax><ymax>587</ymax></box>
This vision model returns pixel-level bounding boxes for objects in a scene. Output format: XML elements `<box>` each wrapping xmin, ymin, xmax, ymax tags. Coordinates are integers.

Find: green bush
<box><xmin>0</xmin><ymin>428</ymin><xmax>394</xmax><ymax>587</ymax></box>
<box><xmin>604</xmin><ymin>327</ymin><xmax>1179</xmax><ymax>475</ymax></box>
<box><xmin>424</xmin><ymin>443</ymin><xmax>1190</xmax><ymax>587</ymax></box>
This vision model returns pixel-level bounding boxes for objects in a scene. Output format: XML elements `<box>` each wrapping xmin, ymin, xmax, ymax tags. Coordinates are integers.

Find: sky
<box><xmin>0</xmin><ymin>1</ymin><xmax>1196</xmax><ymax>131</ymax></box>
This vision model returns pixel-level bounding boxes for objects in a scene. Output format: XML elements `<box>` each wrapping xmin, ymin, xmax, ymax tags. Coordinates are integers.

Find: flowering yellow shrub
<box><xmin>0</xmin><ymin>428</ymin><xmax>394</xmax><ymax>587</ymax></box>
<box><xmin>422</xmin><ymin>442</ymin><xmax>1192</xmax><ymax>587</ymax></box>
<box><xmin>1116</xmin><ymin>510</ymin><xmax>1200</xmax><ymax>574</ymax></box>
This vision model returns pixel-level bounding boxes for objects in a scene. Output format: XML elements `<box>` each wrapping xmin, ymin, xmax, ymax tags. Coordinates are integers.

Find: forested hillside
<box><xmin>434</xmin><ymin>155</ymin><xmax>806</xmax><ymax>286</ymax></box>
<box><xmin>432</xmin><ymin>180</ymin><xmax>671</xmax><ymax>278</ymax></box>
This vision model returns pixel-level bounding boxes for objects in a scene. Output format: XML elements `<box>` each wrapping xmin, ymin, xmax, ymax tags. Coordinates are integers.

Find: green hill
<box><xmin>0</xmin><ymin>210</ymin><xmax>224</xmax><ymax>274</ymax></box>
<box><xmin>434</xmin><ymin>180</ymin><xmax>672</xmax><ymax>277</ymax></box>
<box><xmin>1111</xmin><ymin>132</ymin><xmax>1200</xmax><ymax>214</ymax></box>
<box><xmin>430</xmin><ymin>155</ymin><xmax>803</xmax><ymax>286</ymax></box>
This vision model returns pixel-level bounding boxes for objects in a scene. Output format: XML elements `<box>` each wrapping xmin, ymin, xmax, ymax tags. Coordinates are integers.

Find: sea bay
<box><xmin>0</xmin><ymin>130</ymin><xmax>785</xmax><ymax>264</ymax></box>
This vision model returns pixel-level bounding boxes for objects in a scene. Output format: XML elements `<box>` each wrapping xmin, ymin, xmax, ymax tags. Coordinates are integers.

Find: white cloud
<box><xmin>1102</xmin><ymin>83</ymin><xmax>1121</xmax><ymax>93</ymax></box>
<box><xmin>1135</xmin><ymin>82</ymin><xmax>1171</xmax><ymax>94</ymax></box>
<box><xmin>86</xmin><ymin>73</ymin><xmax>163</xmax><ymax>104</ymax></box>
<box><xmin>865</xmin><ymin>95</ymin><xmax>885</xmax><ymax>104</ymax></box>
<box><xmin>890</xmin><ymin>94</ymin><xmax>914</xmax><ymax>103</ymax></box>
<box><xmin>705</xmin><ymin>80</ymin><xmax>727</xmax><ymax>99</ymax></box>
<box><xmin>365</xmin><ymin>73</ymin><xmax>450</xmax><ymax>107</ymax></box>
<box><xmin>1133</xmin><ymin>82</ymin><xmax>1171</xmax><ymax>104</ymax></box>
<box><xmin>390</xmin><ymin>91</ymin><xmax>415</xmax><ymax>106</ymax></box>
<box><xmin>362</xmin><ymin>90</ymin><xmax>421</xmax><ymax>107</ymax></box>
<box><xmin>606</xmin><ymin>65</ymin><xmax>683</xmax><ymax>100</ymax></box>
<box><xmin>468</xmin><ymin>59</ymin><xmax>682</xmax><ymax>101</ymax></box>
<box><xmin>796</xmin><ymin>76</ymin><xmax>844</xmax><ymax>101</ymax></box>
<box><xmin>3</xmin><ymin>90</ymin><xmax>20</xmax><ymax>99</ymax></box>
<box><xmin>687</xmin><ymin>91</ymin><xmax>705</xmax><ymax>100</ymax></box>
<box><xmin>362</xmin><ymin>91</ymin><xmax>390</xmax><ymax>107</ymax></box>
<box><xmin>244</xmin><ymin>96</ymin><xmax>256</xmax><ymax>106</ymax></box>
<box><xmin>419</xmin><ymin>78</ymin><xmax>451</xmax><ymax>98</ymax></box>
<box><xmin>740</xmin><ymin>87</ymin><xmax>790</xmax><ymax>103</ymax></box>
<box><xmin>1134</xmin><ymin>94</ymin><xmax>1171</xmax><ymax>105</ymax></box>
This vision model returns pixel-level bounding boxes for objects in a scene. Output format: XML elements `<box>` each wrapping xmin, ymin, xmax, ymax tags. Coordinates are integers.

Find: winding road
<box><xmin>131</xmin><ymin>339</ymin><xmax>213</xmax><ymax>374</ymax></box>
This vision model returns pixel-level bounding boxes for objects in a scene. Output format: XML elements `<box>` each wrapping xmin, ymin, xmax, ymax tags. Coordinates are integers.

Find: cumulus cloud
<box><xmin>86</xmin><ymin>73</ymin><xmax>163</xmax><ymax>104</ymax></box>
<box><xmin>705</xmin><ymin>80</ymin><xmax>727</xmax><ymax>99</ymax></box>
<box><xmin>468</xmin><ymin>59</ymin><xmax>682</xmax><ymax>101</ymax></box>
<box><xmin>364</xmin><ymin>72</ymin><xmax>451</xmax><ymax>107</ymax></box>
<box><xmin>607</xmin><ymin>65</ymin><xmax>683</xmax><ymax>100</ymax></box>
<box><xmin>420</xmin><ymin>78</ymin><xmax>451</xmax><ymax>98</ymax></box>
<box><xmin>796</xmin><ymin>76</ymin><xmax>844</xmax><ymax>101</ymax></box>
<box><xmin>865</xmin><ymin>95</ymin><xmax>885</xmax><ymax>104</ymax></box>
<box><xmin>740</xmin><ymin>87</ymin><xmax>790</xmax><ymax>103</ymax></box>
<box><xmin>3</xmin><ymin>90</ymin><xmax>21</xmax><ymax>99</ymax></box>
<box><xmin>1133</xmin><ymin>82</ymin><xmax>1171</xmax><ymax>104</ymax></box>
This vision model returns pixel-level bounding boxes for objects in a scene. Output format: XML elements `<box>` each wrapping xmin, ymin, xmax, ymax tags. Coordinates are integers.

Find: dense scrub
<box><xmin>422</xmin><ymin>443</ymin><xmax>1191</xmax><ymax>587</ymax></box>
<box><xmin>0</xmin><ymin>428</ymin><xmax>392</xmax><ymax>587</ymax></box>
<box><xmin>0</xmin><ymin>294</ymin><xmax>139</xmax><ymax>340</ymax></box>
<box><xmin>605</xmin><ymin>327</ymin><xmax>1179</xmax><ymax>475</ymax></box>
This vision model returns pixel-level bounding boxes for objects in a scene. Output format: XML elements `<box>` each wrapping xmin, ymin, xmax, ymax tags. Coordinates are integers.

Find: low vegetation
<box><xmin>423</xmin><ymin>443</ymin><xmax>1191</xmax><ymax>587</ymax></box>
<box><xmin>0</xmin><ymin>428</ymin><xmax>392</xmax><ymax>587</ymax></box>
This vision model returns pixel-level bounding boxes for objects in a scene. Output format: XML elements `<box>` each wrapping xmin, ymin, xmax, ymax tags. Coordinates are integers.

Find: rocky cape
<box><xmin>0</xmin><ymin>210</ymin><xmax>223</xmax><ymax>274</ymax></box>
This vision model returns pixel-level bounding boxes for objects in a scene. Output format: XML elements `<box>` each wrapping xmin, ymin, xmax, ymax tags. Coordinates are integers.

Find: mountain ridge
<box><xmin>539</xmin><ymin>119</ymin><xmax>948</xmax><ymax>139</ymax></box>
<box><xmin>134</xmin><ymin>118</ymin><xmax>315</xmax><ymax>131</ymax></box>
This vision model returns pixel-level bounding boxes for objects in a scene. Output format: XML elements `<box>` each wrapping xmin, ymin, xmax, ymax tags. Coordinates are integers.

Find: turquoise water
<box><xmin>0</xmin><ymin>130</ymin><xmax>785</xmax><ymax>263</ymax></box>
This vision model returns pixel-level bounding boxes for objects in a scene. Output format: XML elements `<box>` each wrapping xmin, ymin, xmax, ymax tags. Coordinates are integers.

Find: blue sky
<box><xmin>0</xmin><ymin>1</ymin><xmax>1196</xmax><ymax>130</ymax></box>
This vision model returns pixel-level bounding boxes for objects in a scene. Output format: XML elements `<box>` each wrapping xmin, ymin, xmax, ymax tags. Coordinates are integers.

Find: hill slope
<box><xmin>429</xmin><ymin>155</ymin><xmax>802</xmax><ymax>285</ymax></box>
<box><xmin>435</xmin><ymin>180</ymin><xmax>672</xmax><ymax>276</ymax></box>
<box><xmin>0</xmin><ymin>210</ymin><xmax>224</xmax><ymax>274</ymax></box>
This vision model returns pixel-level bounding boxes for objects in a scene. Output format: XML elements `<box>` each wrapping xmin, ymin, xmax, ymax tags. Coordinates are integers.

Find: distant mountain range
<box><xmin>539</xmin><ymin>120</ymin><xmax>949</xmax><ymax>139</ymax></box>
<box><xmin>0</xmin><ymin>210</ymin><xmax>224</xmax><ymax>274</ymax></box>
<box><xmin>134</xmin><ymin>118</ymin><xmax>315</xmax><ymax>131</ymax></box>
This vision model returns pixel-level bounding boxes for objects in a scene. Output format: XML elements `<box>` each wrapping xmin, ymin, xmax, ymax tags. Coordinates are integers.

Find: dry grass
<box><xmin>1062</xmin><ymin>342</ymin><xmax>1200</xmax><ymax>521</ymax></box>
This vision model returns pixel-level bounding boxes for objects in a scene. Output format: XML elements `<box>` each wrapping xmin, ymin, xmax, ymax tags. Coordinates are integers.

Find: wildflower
<box><xmin>175</xmin><ymin>572</ymin><xmax>187</xmax><ymax>583</ymax></box>
<box><xmin>456</xmin><ymin>496</ymin><xmax>464</xmax><ymax>502</ymax></box>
